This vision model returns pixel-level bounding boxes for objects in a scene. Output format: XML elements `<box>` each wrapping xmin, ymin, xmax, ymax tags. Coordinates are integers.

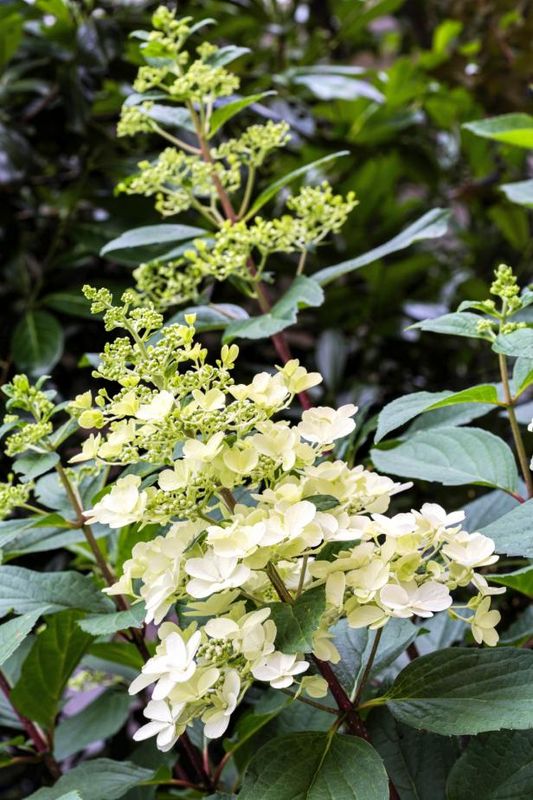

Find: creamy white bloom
<box><xmin>69</xmin><ymin>433</ymin><xmax>102</xmax><ymax>463</ymax></box>
<box><xmin>183</xmin><ymin>431</ymin><xmax>225</xmax><ymax>464</ymax></box>
<box><xmin>252</xmin><ymin>651</ymin><xmax>309</xmax><ymax>688</ymax></box>
<box><xmin>129</xmin><ymin>629</ymin><xmax>201</xmax><ymax>698</ymax></box>
<box><xmin>415</xmin><ymin>503</ymin><xmax>465</xmax><ymax>529</ymax></box>
<box><xmin>442</xmin><ymin>532</ymin><xmax>498</xmax><ymax>568</ymax></box>
<box><xmin>136</xmin><ymin>390</ymin><xmax>175</xmax><ymax>421</ymax></box>
<box><xmin>380</xmin><ymin>580</ymin><xmax>452</xmax><ymax>618</ymax></box>
<box><xmin>202</xmin><ymin>670</ymin><xmax>241</xmax><ymax>739</ymax></box>
<box><xmin>229</xmin><ymin>372</ymin><xmax>289</xmax><ymax>408</ymax></box>
<box><xmin>471</xmin><ymin>597</ymin><xmax>501</xmax><ymax>646</ymax></box>
<box><xmin>133</xmin><ymin>699</ymin><xmax>183</xmax><ymax>752</ymax></box>
<box><xmin>298</xmin><ymin>404</ymin><xmax>358</xmax><ymax>445</ymax></box>
<box><xmin>84</xmin><ymin>474</ymin><xmax>147</xmax><ymax>528</ymax></box>
<box><xmin>185</xmin><ymin>554</ymin><xmax>251</xmax><ymax>598</ymax></box>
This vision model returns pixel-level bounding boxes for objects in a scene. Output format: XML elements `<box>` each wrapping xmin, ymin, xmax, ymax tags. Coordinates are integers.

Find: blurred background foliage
<box><xmin>1</xmin><ymin>0</ymin><xmax>531</xmax><ymax>446</ymax></box>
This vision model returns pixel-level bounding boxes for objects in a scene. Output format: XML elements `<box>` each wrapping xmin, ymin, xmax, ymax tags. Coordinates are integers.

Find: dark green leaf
<box><xmin>209</xmin><ymin>92</ymin><xmax>276</xmax><ymax>136</ymax></box>
<box><xmin>42</xmin><ymin>291</ymin><xmax>93</xmax><ymax>319</ymax></box>
<box><xmin>239</xmin><ymin>732</ymin><xmax>389</xmax><ymax>800</ymax></box>
<box><xmin>12</xmin><ymin>451</ymin><xmax>60</xmax><ymax>482</ymax></box>
<box><xmin>26</xmin><ymin>759</ymin><xmax>153</xmax><ymax>800</ymax></box>
<box><xmin>368</xmin><ymin>708</ymin><xmax>459</xmax><ymax>800</ymax></box>
<box><xmin>385</xmin><ymin>647</ymin><xmax>533</xmax><ymax>734</ymax></box>
<box><xmin>447</xmin><ymin>730</ymin><xmax>533</xmax><ymax>800</ymax></box>
<box><xmin>11</xmin><ymin>311</ymin><xmax>64</xmax><ymax>374</ymax></box>
<box><xmin>269</xmin><ymin>588</ymin><xmax>325</xmax><ymax>653</ymax></box>
<box><xmin>314</xmin><ymin>209</ymin><xmax>450</xmax><ymax>286</ymax></box>
<box><xmin>11</xmin><ymin>610</ymin><xmax>93</xmax><ymax>730</ymax></box>
<box><xmin>490</xmin><ymin>566</ymin><xmax>533</xmax><ymax>597</ymax></box>
<box><xmin>54</xmin><ymin>689</ymin><xmax>132</xmax><ymax>760</ymax></box>
<box><xmin>0</xmin><ymin>566</ymin><xmax>113</xmax><ymax>616</ymax></box>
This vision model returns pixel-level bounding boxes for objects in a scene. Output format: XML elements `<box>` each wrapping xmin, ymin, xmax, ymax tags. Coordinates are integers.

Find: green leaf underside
<box><xmin>493</xmin><ymin>328</ymin><xmax>533</xmax><ymax>358</ymax></box>
<box><xmin>0</xmin><ymin>612</ymin><xmax>41</xmax><ymax>668</ymax></box>
<box><xmin>11</xmin><ymin>610</ymin><xmax>93</xmax><ymax>730</ymax></box>
<box><xmin>100</xmin><ymin>223</ymin><xmax>207</xmax><ymax>264</ymax></box>
<box><xmin>501</xmin><ymin>178</ymin><xmax>533</xmax><ymax>207</ymax></box>
<box><xmin>0</xmin><ymin>566</ymin><xmax>113</xmax><ymax>616</ymax></box>
<box><xmin>446</xmin><ymin>730</ymin><xmax>533</xmax><ymax>800</ymax></box>
<box><xmin>409</xmin><ymin>311</ymin><xmax>486</xmax><ymax>339</ymax></box>
<box><xmin>268</xmin><ymin>588</ymin><xmax>325</xmax><ymax>653</ymax></box>
<box><xmin>369</xmin><ymin>708</ymin><xmax>459</xmax><ymax>800</ymax></box>
<box><xmin>54</xmin><ymin>689</ymin><xmax>132</xmax><ymax>760</ymax></box>
<box><xmin>314</xmin><ymin>208</ymin><xmax>450</xmax><ymax>286</ymax></box>
<box><xmin>386</xmin><ymin>647</ymin><xmax>533</xmax><ymax>735</ymax></box>
<box><xmin>463</xmin><ymin>113</ymin><xmax>533</xmax><ymax>148</ymax></box>
<box><xmin>25</xmin><ymin>759</ymin><xmax>153</xmax><ymax>800</ymax></box>
<box><xmin>479</xmin><ymin>500</ymin><xmax>533</xmax><ymax>558</ymax></box>
<box><xmin>371</xmin><ymin>427</ymin><xmax>519</xmax><ymax>492</ymax></box>
<box><xmin>78</xmin><ymin>603</ymin><xmax>146</xmax><ymax>635</ymax></box>
<box><xmin>223</xmin><ymin>276</ymin><xmax>324</xmax><ymax>342</ymax></box>
<box><xmin>375</xmin><ymin>385</ymin><xmax>499</xmax><ymax>442</ymax></box>
<box><xmin>239</xmin><ymin>732</ymin><xmax>389</xmax><ymax>800</ymax></box>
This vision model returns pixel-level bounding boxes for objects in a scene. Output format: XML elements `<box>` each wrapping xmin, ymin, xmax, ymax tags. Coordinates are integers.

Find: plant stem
<box><xmin>353</xmin><ymin>629</ymin><xmax>382</xmax><ymax>706</ymax></box>
<box><xmin>0</xmin><ymin>671</ymin><xmax>61</xmax><ymax>779</ymax></box>
<box><xmin>498</xmin><ymin>352</ymin><xmax>533</xmax><ymax>498</ymax></box>
<box><xmin>189</xmin><ymin>108</ymin><xmax>313</xmax><ymax>410</ymax></box>
<box><xmin>264</xmin><ymin>562</ymin><xmax>370</xmax><ymax>740</ymax></box>
<box><xmin>281</xmin><ymin>687</ymin><xmax>338</xmax><ymax>714</ymax></box>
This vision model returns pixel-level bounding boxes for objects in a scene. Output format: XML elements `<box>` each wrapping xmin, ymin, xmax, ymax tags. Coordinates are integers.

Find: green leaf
<box><xmin>371</xmin><ymin>427</ymin><xmax>519</xmax><ymax>492</ymax></box>
<box><xmin>463</xmin><ymin>113</ymin><xmax>533</xmax><ymax>148</ymax></box>
<box><xmin>406</xmin><ymin>403</ymin><xmax>494</xmax><ymax>434</ymax></box>
<box><xmin>375</xmin><ymin>386</ymin><xmax>498</xmax><ymax>443</ymax></box>
<box><xmin>166</xmin><ymin>303</ymin><xmax>249</xmax><ymax>332</ymax></box>
<box><xmin>100</xmin><ymin>224</ymin><xmax>207</xmax><ymax>265</ymax></box>
<box><xmin>26</xmin><ymin>759</ymin><xmax>153</xmax><ymax>800</ymax></box>
<box><xmin>206</xmin><ymin>45</ymin><xmax>250</xmax><ymax>67</ymax></box>
<box><xmin>501</xmin><ymin>178</ymin><xmax>533</xmax><ymax>207</ymax></box>
<box><xmin>490</xmin><ymin>566</ymin><xmax>533</xmax><ymax>597</ymax></box>
<box><xmin>0</xmin><ymin>566</ymin><xmax>113</xmax><ymax>616</ymax></box>
<box><xmin>447</xmin><ymin>730</ymin><xmax>533</xmax><ymax>800</ymax></box>
<box><xmin>291</xmin><ymin>72</ymin><xmax>384</xmax><ymax>103</ymax></box>
<box><xmin>368</xmin><ymin>708</ymin><xmax>459</xmax><ymax>800</ymax></box>
<box><xmin>269</xmin><ymin>588</ymin><xmax>325</xmax><ymax>653</ymax></box>
<box><xmin>42</xmin><ymin>291</ymin><xmax>93</xmax><ymax>319</ymax></box>
<box><xmin>513</xmin><ymin>357</ymin><xmax>533</xmax><ymax>396</ymax></box>
<box><xmin>0</xmin><ymin>11</ymin><xmax>23</xmax><ymax>68</ymax></box>
<box><xmin>500</xmin><ymin>606</ymin><xmax>533</xmax><ymax>644</ymax></box>
<box><xmin>54</xmin><ymin>689</ymin><xmax>132</xmax><ymax>760</ymax></box>
<box><xmin>408</xmin><ymin>311</ymin><xmax>487</xmax><ymax>339</ymax></box>
<box><xmin>223</xmin><ymin>276</ymin><xmax>324</xmax><ymax>342</ymax></box>
<box><xmin>245</xmin><ymin>151</ymin><xmax>349</xmax><ymax>220</ymax></box>
<box><xmin>313</xmin><ymin>209</ymin><xmax>450</xmax><ymax>286</ymax></box>
<box><xmin>332</xmin><ymin>619</ymin><xmax>417</xmax><ymax>696</ymax></box>
<box><xmin>144</xmin><ymin>104</ymin><xmax>194</xmax><ymax>132</ymax></box>
<box><xmin>209</xmin><ymin>92</ymin><xmax>276</xmax><ymax>136</ymax></box>
<box><xmin>79</xmin><ymin>603</ymin><xmax>145</xmax><ymax>635</ymax></box>
<box><xmin>493</xmin><ymin>328</ymin><xmax>533</xmax><ymax>358</ymax></box>
<box><xmin>11</xmin><ymin>610</ymin><xmax>93</xmax><ymax>730</ymax></box>
<box><xmin>11</xmin><ymin>311</ymin><xmax>64</xmax><ymax>374</ymax></box>
<box><xmin>0</xmin><ymin>612</ymin><xmax>41</xmax><ymax>668</ymax></box>
<box><xmin>12</xmin><ymin>451</ymin><xmax>60</xmax><ymax>482</ymax></box>
<box><xmin>305</xmin><ymin>494</ymin><xmax>340</xmax><ymax>511</ymax></box>
<box><xmin>480</xmin><ymin>500</ymin><xmax>533</xmax><ymax>558</ymax></box>
<box><xmin>385</xmin><ymin>647</ymin><xmax>533</xmax><ymax>735</ymax></box>
<box><xmin>463</xmin><ymin>489</ymin><xmax>519</xmax><ymax>530</ymax></box>
<box><xmin>239</xmin><ymin>732</ymin><xmax>389</xmax><ymax>800</ymax></box>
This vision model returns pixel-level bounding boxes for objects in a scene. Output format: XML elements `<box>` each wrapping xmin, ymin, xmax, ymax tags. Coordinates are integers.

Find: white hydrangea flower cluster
<box><xmin>74</xmin><ymin>300</ymin><xmax>503</xmax><ymax>751</ymax></box>
<box><xmin>129</xmin><ymin>607</ymin><xmax>308</xmax><ymax>750</ymax></box>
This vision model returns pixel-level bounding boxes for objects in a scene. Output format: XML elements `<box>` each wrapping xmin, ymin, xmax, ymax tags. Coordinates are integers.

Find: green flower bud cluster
<box><xmin>2</xmin><ymin>375</ymin><xmax>57</xmax><ymax>457</ymax></box>
<box><xmin>490</xmin><ymin>264</ymin><xmax>522</xmax><ymax>312</ymax></box>
<box><xmin>0</xmin><ymin>476</ymin><xmax>32</xmax><ymax>521</ymax></box>
<box><xmin>214</xmin><ymin>122</ymin><xmax>291</xmax><ymax>169</ymax></box>
<box><xmin>134</xmin><ymin>182</ymin><xmax>357</xmax><ymax>309</ymax></box>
